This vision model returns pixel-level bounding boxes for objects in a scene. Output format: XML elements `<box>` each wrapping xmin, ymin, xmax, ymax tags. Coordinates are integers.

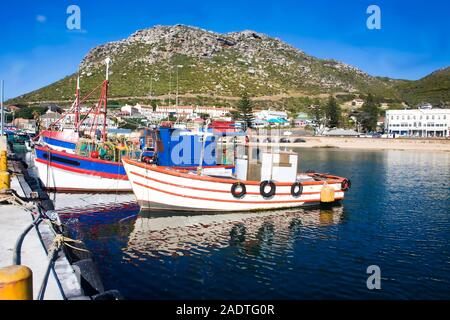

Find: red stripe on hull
<box><xmin>43</xmin><ymin>187</ymin><xmax>132</xmax><ymax>193</ymax></box>
<box><xmin>129</xmin><ymin>170</ymin><xmax>341</xmax><ymax>195</ymax></box>
<box><xmin>133</xmin><ymin>181</ymin><xmax>344</xmax><ymax>205</ymax></box>
<box><xmin>35</xmin><ymin>158</ymin><xmax>128</xmax><ymax>180</ymax></box>
<box><xmin>123</xmin><ymin>158</ymin><xmax>346</xmax><ymax>186</ymax></box>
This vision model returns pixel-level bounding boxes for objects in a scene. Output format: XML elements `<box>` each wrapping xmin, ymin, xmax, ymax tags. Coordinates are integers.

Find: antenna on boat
<box><xmin>197</xmin><ymin>119</ymin><xmax>211</xmax><ymax>175</ymax></box>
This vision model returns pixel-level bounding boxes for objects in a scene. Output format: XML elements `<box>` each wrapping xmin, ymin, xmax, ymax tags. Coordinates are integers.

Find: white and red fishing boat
<box><xmin>122</xmin><ymin>125</ymin><xmax>351</xmax><ymax>212</ymax></box>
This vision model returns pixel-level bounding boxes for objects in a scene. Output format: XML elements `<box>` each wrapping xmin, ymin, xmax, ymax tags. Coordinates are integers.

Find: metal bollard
<box><xmin>0</xmin><ymin>170</ymin><xmax>10</xmax><ymax>190</ymax></box>
<box><xmin>0</xmin><ymin>265</ymin><xmax>33</xmax><ymax>300</ymax></box>
<box><xmin>0</xmin><ymin>151</ymin><xmax>7</xmax><ymax>172</ymax></box>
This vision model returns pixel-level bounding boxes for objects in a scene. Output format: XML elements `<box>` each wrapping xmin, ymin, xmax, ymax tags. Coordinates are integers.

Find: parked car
<box><xmin>279</xmin><ymin>138</ymin><xmax>291</xmax><ymax>143</ymax></box>
<box><xmin>293</xmin><ymin>138</ymin><xmax>306</xmax><ymax>143</ymax></box>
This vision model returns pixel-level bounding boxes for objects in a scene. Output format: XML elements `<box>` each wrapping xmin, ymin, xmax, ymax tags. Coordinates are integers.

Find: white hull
<box><xmin>34</xmin><ymin>158</ymin><xmax>132</xmax><ymax>192</ymax></box>
<box><xmin>123</xmin><ymin>159</ymin><xmax>346</xmax><ymax>212</ymax></box>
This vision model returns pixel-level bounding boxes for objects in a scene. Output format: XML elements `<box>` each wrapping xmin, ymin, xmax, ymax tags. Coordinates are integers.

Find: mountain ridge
<box><xmin>7</xmin><ymin>25</ymin><xmax>449</xmax><ymax>107</ymax></box>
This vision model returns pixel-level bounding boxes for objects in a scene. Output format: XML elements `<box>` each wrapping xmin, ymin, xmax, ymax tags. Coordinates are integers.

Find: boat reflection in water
<box><xmin>123</xmin><ymin>205</ymin><xmax>345</xmax><ymax>260</ymax></box>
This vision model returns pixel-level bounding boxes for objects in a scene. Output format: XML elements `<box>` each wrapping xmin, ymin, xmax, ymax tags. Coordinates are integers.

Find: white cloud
<box><xmin>36</xmin><ymin>15</ymin><xmax>47</xmax><ymax>23</ymax></box>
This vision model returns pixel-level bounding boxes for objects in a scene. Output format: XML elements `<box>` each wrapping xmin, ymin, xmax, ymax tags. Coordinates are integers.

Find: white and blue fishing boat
<box><xmin>33</xmin><ymin>58</ymin><xmax>135</xmax><ymax>192</ymax></box>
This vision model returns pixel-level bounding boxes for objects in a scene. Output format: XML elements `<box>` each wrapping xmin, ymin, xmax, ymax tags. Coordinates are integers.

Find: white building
<box><xmin>255</xmin><ymin>110</ymin><xmax>288</xmax><ymax>121</ymax></box>
<box><xmin>385</xmin><ymin>108</ymin><xmax>450</xmax><ymax>137</ymax></box>
<box><xmin>121</xmin><ymin>104</ymin><xmax>141</xmax><ymax>116</ymax></box>
<box><xmin>121</xmin><ymin>104</ymin><xmax>232</xmax><ymax>121</ymax></box>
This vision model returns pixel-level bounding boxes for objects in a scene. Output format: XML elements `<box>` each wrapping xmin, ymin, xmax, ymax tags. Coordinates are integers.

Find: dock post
<box><xmin>0</xmin><ymin>265</ymin><xmax>33</xmax><ymax>300</ymax></box>
<box><xmin>0</xmin><ymin>150</ymin><xmax>9</xmax><ymax>190</ymax></box>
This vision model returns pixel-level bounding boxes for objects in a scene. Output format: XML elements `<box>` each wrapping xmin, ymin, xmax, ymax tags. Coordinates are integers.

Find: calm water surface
<box><xmin>58</xmin><ymin>148</ymin><xmax>450</xmax><ymax>299</ymax></box>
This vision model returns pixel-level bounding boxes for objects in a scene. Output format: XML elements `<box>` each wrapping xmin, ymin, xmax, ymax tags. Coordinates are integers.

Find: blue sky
<box><xmin>1</xmin><ymin>0</ymin><xmax>449</xmax><ymax>99</ymax></box>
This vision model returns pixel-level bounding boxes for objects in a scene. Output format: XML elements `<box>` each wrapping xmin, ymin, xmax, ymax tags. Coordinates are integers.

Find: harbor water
<box><xmin>51</xmin><ymin>148</ymin><xmax>450</xmax><ymax>299</ymax></box>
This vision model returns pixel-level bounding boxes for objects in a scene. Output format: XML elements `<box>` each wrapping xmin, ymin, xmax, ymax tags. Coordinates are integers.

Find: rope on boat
<box><xmin>0</xmin><ymin>189</ymin><xmax>36</xmax><ymax>209</ymax></box>
<box><xmin>49</xmin><ymin>234</ymin><xmax>90</xmax><ymax>254</ymax></box>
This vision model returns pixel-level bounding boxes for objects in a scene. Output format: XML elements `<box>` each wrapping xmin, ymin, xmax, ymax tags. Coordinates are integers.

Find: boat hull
<box><xmin>34</xmin><ymin>146</ymin><xmax>132</xmax><ymax>193</ymax></box>
<box><xmin>123</xmin><ymin>158</ymin><xmax>346</xmax><ymax>212</ymax></box>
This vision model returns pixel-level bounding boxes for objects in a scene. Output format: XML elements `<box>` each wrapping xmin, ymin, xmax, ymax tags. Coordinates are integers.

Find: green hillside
<box><xmin>6</xmin><ymin>25</ymin><xmax>449</xmax><ymax>108</ymax></box>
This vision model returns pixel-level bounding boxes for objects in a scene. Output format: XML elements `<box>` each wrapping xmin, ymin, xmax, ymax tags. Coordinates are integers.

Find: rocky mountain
<box><xmin>8</xmin><ymin>25</ymin><xmax>448</xmax><ymax>107</ymax></box>
<box><xmin>394</xmin><ymin>67</ymin><xmax>450</xmax><ymax>106</ymax></box>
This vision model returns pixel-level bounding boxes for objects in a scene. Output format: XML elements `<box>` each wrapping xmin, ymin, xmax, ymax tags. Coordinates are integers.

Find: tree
<box><xmin>285</xmin><ymin>105</ymin><xmax>298</xmax><ymax>127</ymax></box>
<box><xmin>151</xmin><ymin>99</ymin><xmax>158</xmax><ymax>112</ymax></box>
<box><xmin>311</xmin><ymin>98</ymin><xmax>324</xmax><ymax>125</ymax></box>
<box><xmin>359</xmin><ymin>94</ymin><xmax>380</xmax><ymax>132</ymax></box>
<box><xmin>14</xmin><ymin>106</ymin><xmax>46</xmax><ymax>120</ymax></box>
<box><xmin>325</xmin><ymin>96</ymin><xmax>340</xmax><ymax>128</ymax></box>
<box><xmin>234</xmin><ymin>92</ymin><xmax>254</xmax><ymax>130</ymax></box>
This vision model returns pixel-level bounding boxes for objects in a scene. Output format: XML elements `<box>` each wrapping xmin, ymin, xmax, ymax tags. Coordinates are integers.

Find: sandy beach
<box><xmin>247</xmin><ymin>136</ymin><xmax>450</xmax><ymax>152</ymax></box>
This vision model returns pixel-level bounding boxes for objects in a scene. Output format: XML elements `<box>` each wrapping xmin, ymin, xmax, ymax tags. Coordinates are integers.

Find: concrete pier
<box><xmin>0</xmin><ymin>148</ymin><xmax>86</xmax><ymax>300</ymax></box>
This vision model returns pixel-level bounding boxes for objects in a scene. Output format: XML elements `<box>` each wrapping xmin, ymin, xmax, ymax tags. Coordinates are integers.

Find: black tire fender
<box><xmin>231</xmin><ymin>182</ymin><xmax>246</xmax><ymax>199</ymax></box>
<box><xmin>260</xmin><ymin>180</ymin><xmax>276</xmax><ymax>198</ymax></box>
<box><xmin>341</xmin><ymin>179</ymin><xmax>351</xmax><ymax>191</ymax></box>
<box><xmin>291</xmin><ymin>182</ymin><xmax>303</xmax><ymax>198</ymax></box>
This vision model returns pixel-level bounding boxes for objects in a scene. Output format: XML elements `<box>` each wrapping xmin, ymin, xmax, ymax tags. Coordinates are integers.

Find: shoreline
<box><xmin>245</xmin><ymin>136</ymin><xmax>450</xmax><ymax>152</ymax></box>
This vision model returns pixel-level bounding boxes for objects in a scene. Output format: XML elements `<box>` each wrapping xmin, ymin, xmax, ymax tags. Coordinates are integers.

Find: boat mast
<box><xmin>75</xmin><ymin>72</ymin><xmax>80</xmax><ymax>130</ymax></box>
<box><xmin>101</xmin><ymin>57</ymin><xmax>111</xmax><ymax>142</ymax></box>
<box><xmin>197</xmin><ymin>119</ymin><xmax>211</xmax><ymax>175</ymax></box>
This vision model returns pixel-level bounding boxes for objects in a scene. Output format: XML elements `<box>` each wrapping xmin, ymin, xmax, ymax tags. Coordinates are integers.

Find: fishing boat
<box><xmin>33</xmin><ymin>58</ymin><xmax>139</xmax><ymax>192</ymax></box>
<box><xmin>122</xmin><ymin>123</ymin><xmax>351</xmax><ymax>212</ymax></box>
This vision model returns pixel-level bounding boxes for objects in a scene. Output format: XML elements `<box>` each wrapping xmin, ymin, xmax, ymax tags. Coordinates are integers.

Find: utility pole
<box><xmin>176</xmin><ymin>65</ymin><xmax>183</xmax><ymax>107</ymax></box>
<box><xmin>149</xmin><ymin>75</ymin><xmax>153</xmax><ymax>99</ymax></box>
<box><xmin>168</xmin><ymin>65</ymin><xmax>172</xmax><ymax>107</ymax></box>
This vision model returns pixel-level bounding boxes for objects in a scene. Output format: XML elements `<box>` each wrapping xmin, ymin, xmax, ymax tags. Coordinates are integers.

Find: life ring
<box><xmin>231</xmin><ymin>182</ymin><xmax>246</xmax><ymax>199</ymax></box>
<box><xmin>291</xmin><ymin>182</ymin><xmax>303</xmax><ymax>198</ymax></box>
<box><xmin>260</xmin><ymin>180</ymin><xmax>276</xmax><ymax>198</ymax></box>
<box><xmin>341</xmin><ymin>179</ymin><xmax>351</xmax><ymax>191</ymax></box>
